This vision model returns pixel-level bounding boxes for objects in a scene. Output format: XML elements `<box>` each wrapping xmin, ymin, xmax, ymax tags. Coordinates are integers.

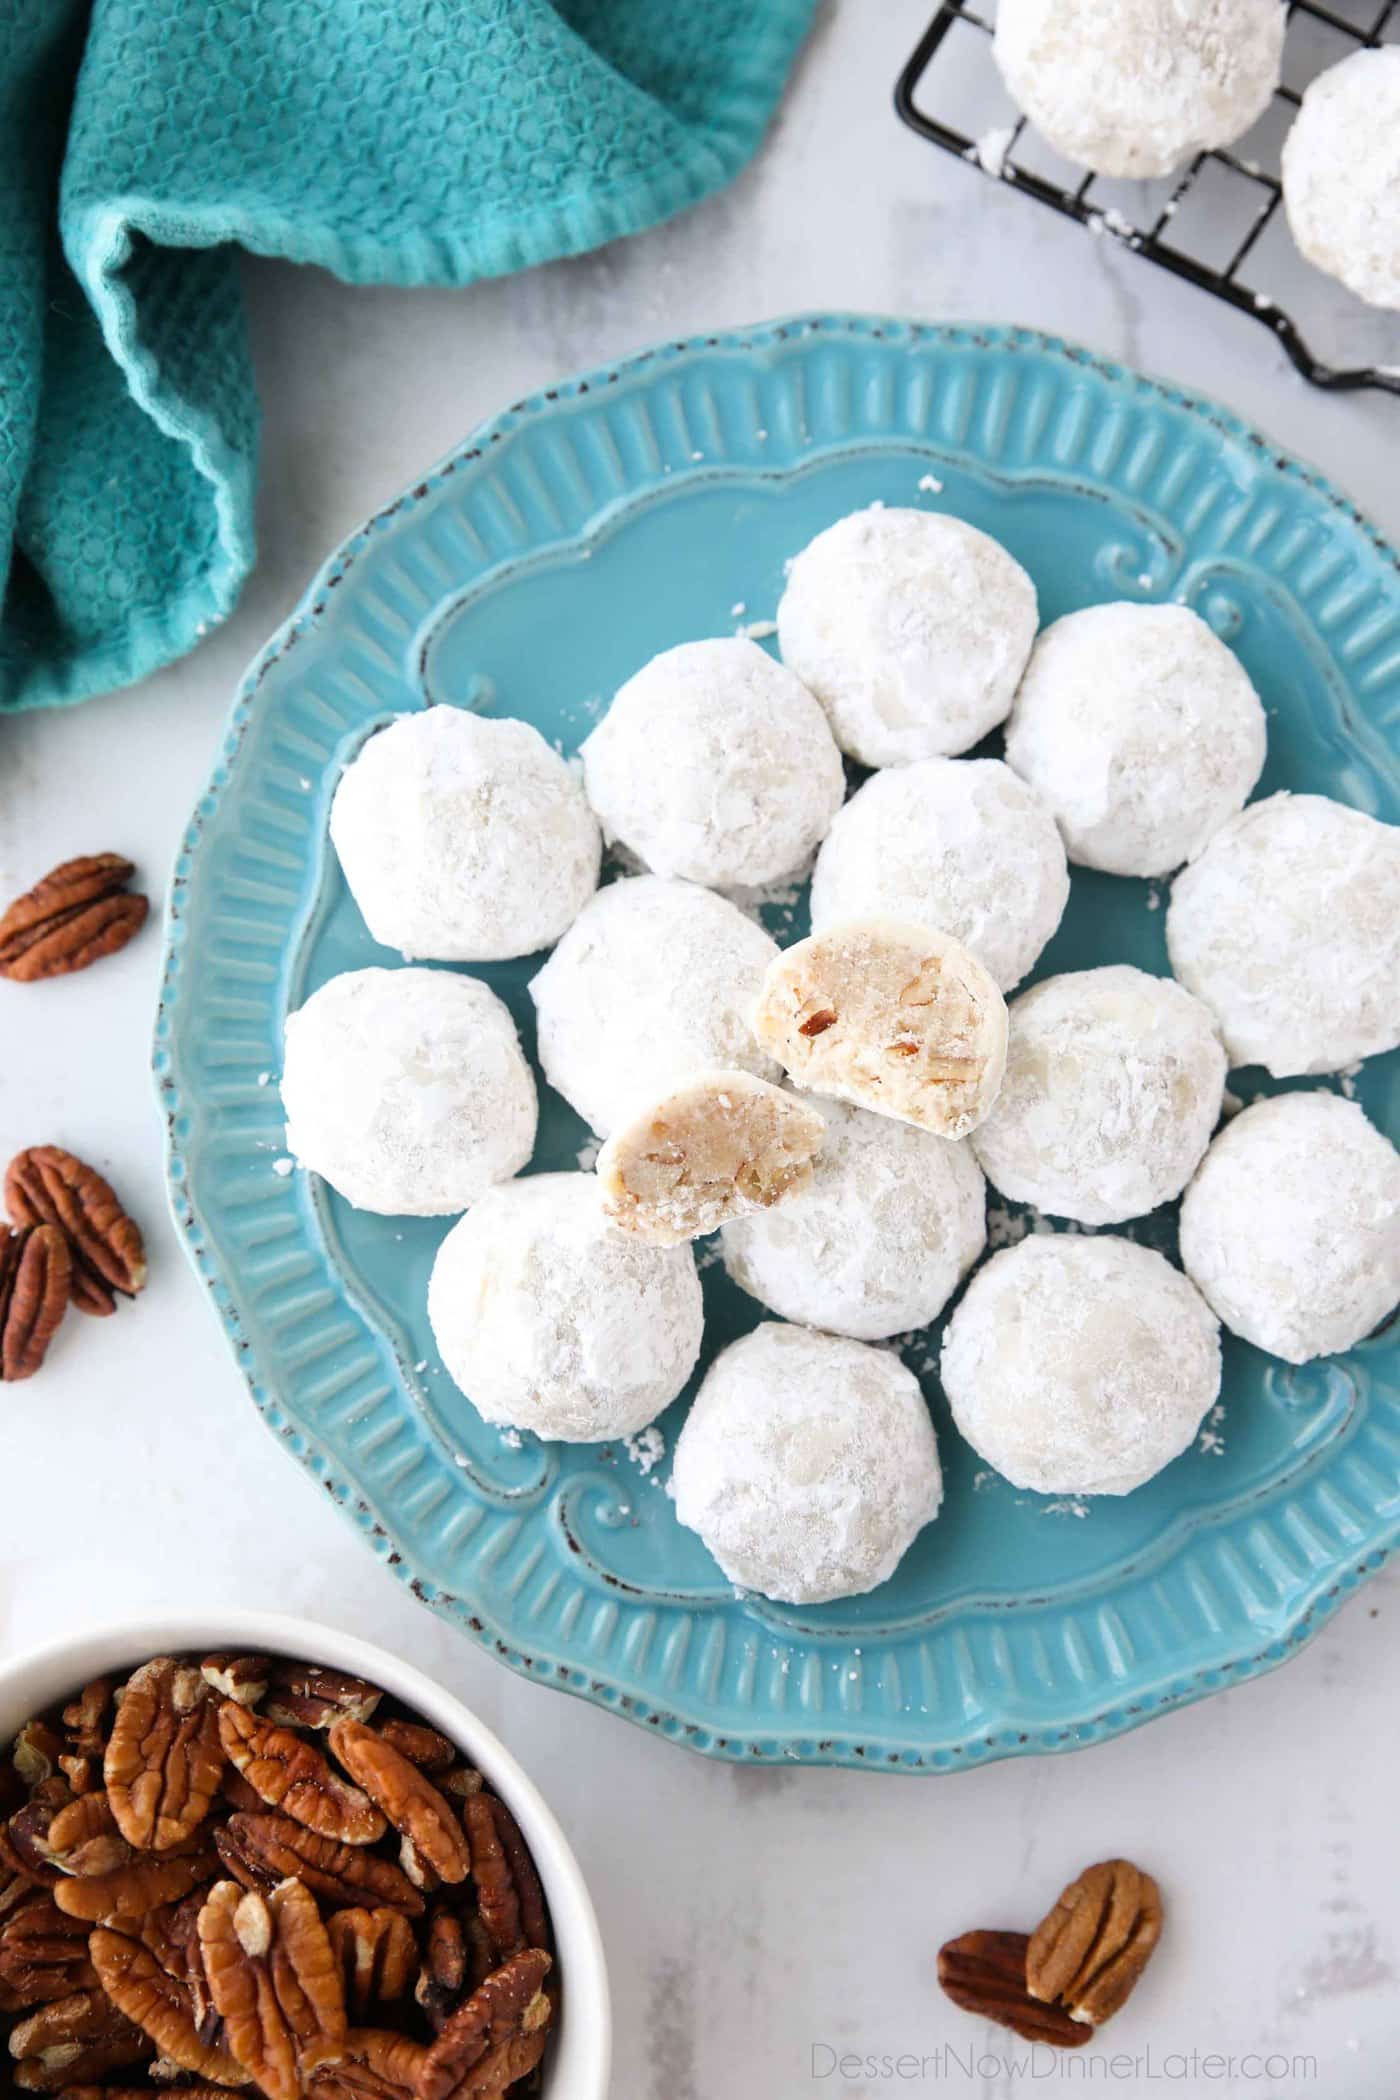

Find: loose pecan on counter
<box><xmin>937</xmin><ymin>1929</ymin><xmax>1091</xmax><ymax>2049</ymax></box>
<box><xmin>0</xmin><ymin>1226</ymin><xmax>70</xmax><ymax>1381</ymax></box>
<box><xmin>0</xmin><ymin>855</ymin><xmax>148</xmax><ymax>983</ymax></box>
<box><xmin>1026</xmin><ymin>1857</ymin><xmax>1163</xmax><ymax>2028</ymax></box>
<box><xmin>5</xmin><ymin>1146</ymin><xmax>146</xmax><ymax>1316</ymax></box>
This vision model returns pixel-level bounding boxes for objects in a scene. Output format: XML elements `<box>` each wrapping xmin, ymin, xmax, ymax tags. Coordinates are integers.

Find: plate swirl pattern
<box><xmin>157</xmin><ymin>317</ymin><xmax>1400</xmax><ymax>1769</ymax></box>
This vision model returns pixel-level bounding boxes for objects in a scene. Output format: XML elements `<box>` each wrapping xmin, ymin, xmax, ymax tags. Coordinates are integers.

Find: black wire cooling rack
<box><xmin>895</xmin><ymin>0</ymin><xmax>1400</xmax><ymax>397</ymax></box>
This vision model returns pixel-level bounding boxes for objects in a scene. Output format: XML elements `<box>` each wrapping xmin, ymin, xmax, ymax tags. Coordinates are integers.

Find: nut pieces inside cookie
<box><xmin>0</xmin><ymin>1651</ymin><xmax>557</xmax><ymax>2097</ymax></box>
<box><xmin>939</xmin><ymin>1858</ymin><xmax>1162</xmax><ymax>2050</ymax></box>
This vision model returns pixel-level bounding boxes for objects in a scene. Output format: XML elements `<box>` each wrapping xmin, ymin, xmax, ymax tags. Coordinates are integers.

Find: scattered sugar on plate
<box><xmin>917</xmin><ymin>473</ymin><xmax>944</xmax><ymax>495</ymax></box>
<box><xmin>624</xmin><ymin>1425</ymin><xmax>666</xmax><ymax>1476</ymax></box>
<box><xmin>733</xmin><ymin>618</ymin><xmax>778</xmax><ymax>642</ymax></box>
<box><xmin>272</xmin><ymin>1157</ymin><xmax>295</xmax><ymax>1177</ymax></box>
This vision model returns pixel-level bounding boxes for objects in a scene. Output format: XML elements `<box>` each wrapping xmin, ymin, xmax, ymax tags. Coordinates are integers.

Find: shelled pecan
<box><xmin>104</xmin><ymin>1659</ymin><xmax>224</xmax><ymax>1853</ymax></box>
<box><xmin>217</xmin><ymin>1708</ymin><xmax>385</xmax><ymax>1848</ymax></box>
<box><xmin>1026</xmin><ymin>1858</ymin><xmax>1163</xmax><ymax>2028</ymax></box>
<box><xmin>328</xmin><ymin>1910</ymin><xmax>417</xmax><ymax>2021</ymax></box>
<box><xmin>460</xmin><ymin>1801</ymin><xmax>549</xmax><ymax>1962</ymax></box>
<box><xmin>0</xmin><ymin>855</ymin><xmax>148</xmax><ymax>983</ymax></box>
<box><xmin>325</xmin><ymin>1725</ymin><xmax>469</xmax><ymax>1887</ymax></box>
<box><xmin>937</xmin><ymin>1929</ymin><xmax>1091</xmax><ymax>2049</ymax></box>
<box><xmin>0</xmin><ymin>1650</ymin><xmax>558</xmax><ymax>2096</ymax></box>
<box><xmin>417</xmin><ymin>1950</ymin><xmax>553</xmax><ymax>2100</ymax></box>
<box><xmin>0</xmin><ymin>1226</ymin><xmax>70</xmax><ymax>1381</ymax></box>
<box><xmin>263</xmin><ymin>1671</ymin><xmax>382</xmax><ymax>1734</ymax></box>
<box><xmin>4</xmin><ymin>1147</ymin><xmax>146</xmax><ymax>1316</ymax></box>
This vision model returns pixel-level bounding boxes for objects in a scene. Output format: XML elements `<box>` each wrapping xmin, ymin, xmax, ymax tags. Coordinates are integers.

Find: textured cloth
<box><xmin>0</xmin><ymin>0</ymin><xmax>816</xmax><ymax>713</ymax></box>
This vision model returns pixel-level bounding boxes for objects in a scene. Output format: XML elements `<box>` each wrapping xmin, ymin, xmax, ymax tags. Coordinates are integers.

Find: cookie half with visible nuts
<box><xmin>752</xmin><ymin>918</ymin><xmax>1008</xmax><ymax>1139</ymax></box>
<box><xmin>597</xmin><ymin>1071</ymin><xmax>825</xmax><ymax>1246</ymax></box>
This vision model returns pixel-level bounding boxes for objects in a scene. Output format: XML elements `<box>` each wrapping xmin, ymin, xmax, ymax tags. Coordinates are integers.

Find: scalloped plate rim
<box><xmin>155</xmin><ymin>312</ymin><xmax>1400</xmax><ymax>1773</ymax></box>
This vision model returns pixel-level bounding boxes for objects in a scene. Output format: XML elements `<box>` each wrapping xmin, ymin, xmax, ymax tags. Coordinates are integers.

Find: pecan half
<box><xmin>12</xmin><ymin>2028</ymin><xmax>154</xmax><ymax>2092</ymax></box>
<box><xmin>214</xmin><ymin>1816</ymin><xmax>423</xmax><ymax>1918</ymax></box>
<box><xmin>327</xmin><ymin>1910</ymin><xmax>416</xmax><ymax>2022</ymax></box>
<box><xmin>1026</xmin><ymin>1859</ymin><xmax>1163</xmax><ymax>2028</ymax></box>
<box><xmin>326</xmin><ymin>1725</ymin><xmax>468</xmax><ymax>1887</ymax></box>
<box><xmin>202</xmin><ymin>1660</ymin><xmax>271</xmax><ymax>1710</ymax></box>
<box><xmin>0</xmin><ymin>1897</ymin><xmax>94</xmax><ymax>2005</ymax></box>
<box><xmin>44</xmin><ymin>1794</ymin><xmax>133</xmax><ymax>1880</ymax></box>
<box><xmin>217</xmin><ymin>1707</ymin><xmax>385</xmax><ymax>1849</ymax></box>
<box><xmin>413</xmin><ymin>1909</ymin><xmax>466</xmax><ymax>2033</ymax></box>
<box><xmin>263</xmin><ymin>1671</ymin><xmax>382</xmax><ymax>1733</ymax></box>
<box><xmin>5</xmin><ymin>1148</ymin><xmax>146</xmax><ymax>1316</ymax></box>
<box><xmin>9</xmin><ymin>1986</ymin><xmax>153</xmax><ymax>2076</ymax></box>
<box><xmin>937</xmin><ymin>1930</ymin><xmax>1091</xmax><ymax>2050</ymax></box>
<box><xmin>104</xmin><ymin>1660</ymin><xmax>224</xmax><ymax>1853</ymax></box>
<box><xmin>462</xmin><ymin>1797</ymin><xmax>549</xmax><ymax>1959</ymax></box>
<box><xmin>416</xmin><ymin>1950</ymin><xmax>553</xmax><ymax>2100</ymax></box>
<box><xmin>199</xmin><ymin>1879</ymin><xmax>346</xmax><ymax>2100</ymax></box>
<box><xmin>303</xmin><ymin>2027</ymin><xmax>428</xmax><ymax>2100</ymax></box>
<box><xmin>88</xmin><ymin>1927</ymin><xmax>247</xmax><ymax>2087</ymax></box>
<box><xmin>52</xmin><ymin>1848</ymin><xmax>214</xmax><ymax>1926</ymax></box>
<box><xmin>0</xmin><ymin>1227</ymin><xmax>70</xmax><ymax>1381</ymax></box>
<box><xmin>0</xmin><ymin>857</ymin><xmax>147</xmax><ymax>984</ymax></box>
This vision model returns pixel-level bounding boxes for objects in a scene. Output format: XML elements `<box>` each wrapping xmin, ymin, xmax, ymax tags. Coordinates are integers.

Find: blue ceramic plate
<box><xmin>158</xmin><ymin>317</ymin><xmax>1400</xmax><ymax>1771</ymax></box>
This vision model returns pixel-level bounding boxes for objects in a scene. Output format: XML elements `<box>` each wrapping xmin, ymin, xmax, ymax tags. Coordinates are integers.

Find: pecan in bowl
<box><xmin>0</xmin><ymin>1621</ymin><xmax>610</xmax><ymax>2100</ymax></box>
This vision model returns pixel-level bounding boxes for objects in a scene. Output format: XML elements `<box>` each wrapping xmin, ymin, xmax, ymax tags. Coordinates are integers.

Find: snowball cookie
<box><xmin>721</xmin><ymin>1097</ymin><xmax>986</xmax><ymax>1341</ymax></box>
<box><xmin>1180</xmin><ymin>1093</ymin><xmax>1400</xmax><ymax>1365</ymax></box>
<box><xmin>1166</xmin><ymin>793</ymin><xmax>1400</xmax><ymax>1077</ymax></box>
<box><xmin>427</xmin><ymin>1173</ymin><xmax>703</xmax><ymax>1441</ymax></box>
<box><xmin>972</xmin><ymin>966</ymin><xmax>1226</xmax><ymax>1225</ymax></box>
<box><xmin>1004</xmin><ymin>604</ymin><xmax>1267</xmax><ymax>878</ymax></box>
<box><xmin>581</xmin><ymin>638</ymin><xmax>845</xmax><ymax>889</ymax></box>
<box><xmin>530</xmin><ymin>876</ymin><xmax>780</xmax><ymax>1138</ymax></box>
<box><xmin>1283</xmin><ymin>48</ymin><xmax>1400</xmax><ymax>312</ymax></box>
<box><xmin>942</xmin><ymin>1236</ymin><xmax>1221</xmax><ymax>1496</ymax></box>
<box><xmin>809</xmin><ymin>758</ymin><xmax>1069</xmax><ymax>991</ymax></box>
<box><xmin>330</xmin><ymin>706</ymin><xmax>600</xmax><ymax>962</ymax></box>
<box><xmin>597</xmin><ymin>1072</ymin><xmax>825</xmax><ymax>1247</ymax></box>
<box><xmin>993</xmin><ymin>0</ymin><xmax>1284</xmax><ymax>180</ymax></box>
<box><xmin>671</xmin><ymin>1323</ymin><xmax>942</xmax><ymax>1603</ymax></box>
<box><xmin>282</xmin><ymin>967</ymin><xmax>536</xmax><ymax>1216</ymax></box>
<box><xmin>752</xmin><ymin>919</ymin><xmax>1008</xmax><ymax>1140</ymax></box>
<box><xmin>777</xmin><ymin>508</ymin><xmax>1038</xmax><ymax>767</ymax></box>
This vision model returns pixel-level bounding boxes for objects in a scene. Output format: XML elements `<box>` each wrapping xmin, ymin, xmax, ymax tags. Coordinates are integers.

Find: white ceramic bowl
<box><xmin>0</xmin><ymin>1610</ymin><xmax>611</xmax><ymax>2099</ymax></box>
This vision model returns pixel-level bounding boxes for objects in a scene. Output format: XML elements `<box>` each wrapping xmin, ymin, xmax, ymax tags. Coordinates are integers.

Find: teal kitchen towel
<box><xmin>0</xmin><ymin>0</ymin><xmax>817</xmax><ymax>713</ymax></box>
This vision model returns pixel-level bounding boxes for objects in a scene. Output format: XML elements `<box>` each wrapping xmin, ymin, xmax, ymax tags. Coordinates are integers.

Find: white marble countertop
<box><xmin>2</xmin><ymin>4</ymin><xmax>1398</xmax><ymax>2094</ymax></box>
